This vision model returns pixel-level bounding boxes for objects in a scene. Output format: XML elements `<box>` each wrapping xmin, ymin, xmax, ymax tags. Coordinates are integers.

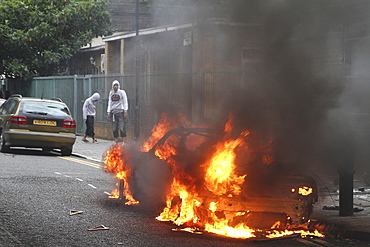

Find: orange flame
<box><xmin>109</xmin><ymin>189</ymin><xmax>119</xmax><ymax>199</ymax></box>
<box><xmin>104</xmin><ymin>113</ymin><xmax>324</xmax><ymax>240</ymax></box>
<box><xmin>156</xmin><ymin>178</ymin><xmax>198</xmax><ymax>225</ymax></box>
<box><xmin>203</xmin><ymin>120</ymin><xmax>249</xmax><ymax>196</ymax></box>
<box><xmin>266</xmin><ymin>228</ymin><xmax>325</xmax><ymax>238</ymax></box>
<box><xmin>155</xmin><ymin>115</ymin><xmax>258</xmax><ymax>238</ymax></box>
<box><xmin>298</xmin><ymin>186</ymin><xmax>313</xmax><ymax>196</ymax></box>
<box><xmin>141</xmin><ymin>113</ymin><xmax>189</xmax><ymax>152</ymax></box>
<box><xmin>104</xmin><ymin>144</ymin><xmax>139</xmax><ymax>205</ymax></box>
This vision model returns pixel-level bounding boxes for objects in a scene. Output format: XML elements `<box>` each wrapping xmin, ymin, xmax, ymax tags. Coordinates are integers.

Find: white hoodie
<box><xmin>82</xmin><ymin>92</ymin><xmax>100</xmax><ymax>120</ymax></box>
<box><xmin>107</xmin><ymin>80</ymin><xmax>128</xmax><ymax>114</ymax></box>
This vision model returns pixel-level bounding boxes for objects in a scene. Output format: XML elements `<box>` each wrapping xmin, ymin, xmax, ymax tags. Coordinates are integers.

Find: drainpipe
<box><xmin>339</xmin><ymin>0</ymin><xmax>353</xmax><ymax>217</ymax></box>
<box><xmin>73</xmin><ymin>75</ymin><xmax>78</xmax><ymax>128</ymax></box>
<box><xmin>339</xmin><ymin>168</ymin><xmax>354</xmax><ymax>216</ymax></box>
<box><xmin>134</xmin><ymin>0</ymin><xmax>140</xmax><ymax>140</ymax></box>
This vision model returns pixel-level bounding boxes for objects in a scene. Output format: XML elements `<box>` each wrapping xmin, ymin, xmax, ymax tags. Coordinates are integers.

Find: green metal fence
<box><xmin>10</xmin><ymin>70</ymin><xmax>251</xmax><ymax>138</ymax></box>
<box><xmin>22</xmin><ymin>74</ymin><xmax>137</xmax><ymax>135</ymax></box>
<box><xmin>14</xmin><ymin>72</ymin><xmax>194</xmax><ymax>137</ymax></box>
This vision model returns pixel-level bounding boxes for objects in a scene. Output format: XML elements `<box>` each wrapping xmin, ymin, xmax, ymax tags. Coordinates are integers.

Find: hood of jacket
<box><xmin>111</xmin><ymin>80</ymin><xmax>120</xmax><ymax>90</ymax></box>
<box><xmin>90</xmin><ymin>92</ymin><xmax>100</xmax><ymax>101</ymax></box>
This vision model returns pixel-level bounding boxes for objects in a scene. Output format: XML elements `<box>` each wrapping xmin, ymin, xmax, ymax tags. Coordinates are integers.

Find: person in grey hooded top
<box><xmin>82</xmin><ymin>92</ymin><xmax>100</xmax><ymax>143</ymax></box>
<box><xmin>107</xmin><ymin>80</ymin><xmax>128</xmax><ymax>143</ymax></box>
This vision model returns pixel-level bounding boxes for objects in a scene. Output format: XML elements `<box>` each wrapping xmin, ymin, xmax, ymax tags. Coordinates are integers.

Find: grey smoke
<box><xmin>144</xmin><ymin>1</ymin><xmax>365</xmax><ymax>182</ymax></box>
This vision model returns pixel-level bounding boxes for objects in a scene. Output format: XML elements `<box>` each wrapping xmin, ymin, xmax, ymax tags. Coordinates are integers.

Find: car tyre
<box><xmin>61</xmin><ymin>147</ymin><xmax>72</xmax><ymax>156</ymax></box>
<box><xmin>0</xmin><ymin>132</ymin><xmax>10</xmax><ymax>153</ymax></box>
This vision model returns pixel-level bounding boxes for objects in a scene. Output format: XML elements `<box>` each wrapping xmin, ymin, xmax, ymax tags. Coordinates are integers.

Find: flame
<box><xmin>205</xmin><ymin>221</ymin><xmax>256</xmax><ymax>239</ymax></box>
<box><xmin>298</xmin><ymin>186</ymin><xmax>313</xmax><ymax>196</ymax></box>
<box><xmin>104</xmin><ymin>113</ymin><xmax>324</xmax><ymax>240</ymax></box>
<box><xmin>156</xmin><ymin>178</ymin><xmax>198</xmax><ymax>225</ymax></box>
<box><xmin>156</xmin><ymin>115</ymin><xmax>259</xmax><ymax>238</ymax></box>
<box><xmin>203</xmin><ymin>201</ymin><xmax>256</xmax><ymax>239</ymax></box>
<box><xmin>141</xmin><ymin>113</ymin><xmax>189</xmax><ymax>152</ymax></box>
<box><xmin>266</xmin><ymin>228</ymin><xmax>324</xmax><ymax>239</ymax></box>
<box><xmin>109</xmin><ymin>189</ymin><xmax>119</xmax><ymax>199</ymax></box>
<box><xmin>203</xmin><ymin>118</ymin><xmax>249</xmax><ymax>196</ymax></box>
<box><xmin>103</xmin><ymin>144</ymin><xmax>139</xmax><ymax>205</ymax></box>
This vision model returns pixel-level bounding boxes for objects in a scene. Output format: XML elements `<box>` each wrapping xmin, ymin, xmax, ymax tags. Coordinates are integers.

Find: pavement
<box><xmin>72</xmin><ymin>135</ymin><xmax>113</xmax><ymax>163</ymax></box>
<box><xmin>71</xmin><ymin>135</ymin><xmax>370</xmax><ymax>242</ymax></box>
<box><xmin>310</xmin><ymin>175</ymin><xmax>370</xmax><ymax>241</ymax></box>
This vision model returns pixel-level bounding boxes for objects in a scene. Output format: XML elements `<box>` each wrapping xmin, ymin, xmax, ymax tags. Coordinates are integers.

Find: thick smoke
<box><xmin>129</xmin><ymin>1</ymin><xmax>370</xmax><ymax>207</ymax></box>
<box><xmin>227</xmin><ymin>1</ymin><xmax>348</xmax><ymax>174</ymax></box>
<box><xmin>150</xmin><ymin>1</ymin><xmax>348</xmax><ymax>173</ymax></box>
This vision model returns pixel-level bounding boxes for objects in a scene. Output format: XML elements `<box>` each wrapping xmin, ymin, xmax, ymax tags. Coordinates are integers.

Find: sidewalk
<box><xmin>311</xmin><ymin>175</ymin><xmax>370</xmax><ymax>241</ymax></box>
<box><xmin>72</xmin><ymin>135</ymin><xmax>113</xmax><ymax>163</ymax></box>
<box><xmin>71</xmin><ymin>135</ymin><xmax>370</xmax><ymax>241</ymax></box>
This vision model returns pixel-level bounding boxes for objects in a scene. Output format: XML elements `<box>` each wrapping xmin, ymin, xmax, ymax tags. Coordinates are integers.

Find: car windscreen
<box><xmin>20</xmin><ymin>101</ymin><xmax>71</xmax><ymax>117</ymax></box>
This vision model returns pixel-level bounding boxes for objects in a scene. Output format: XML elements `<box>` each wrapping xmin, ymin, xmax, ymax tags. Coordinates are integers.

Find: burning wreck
<box><xmin>104</xmin><ymin>114</ymin><xmax>323</xmax><ymax>239</ymax></box>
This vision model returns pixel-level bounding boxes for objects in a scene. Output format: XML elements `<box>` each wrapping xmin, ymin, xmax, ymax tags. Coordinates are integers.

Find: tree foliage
<box><xmin>0</xmin><ymin>0</ymin><xmax>113</xmax><ymax>80</ymax></box>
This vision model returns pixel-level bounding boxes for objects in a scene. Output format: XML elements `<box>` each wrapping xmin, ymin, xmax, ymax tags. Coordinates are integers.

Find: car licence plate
<box><xmin>33</xmin><ymin>119</ymin><xmax>57</xmax><ymax>126</ymax></box>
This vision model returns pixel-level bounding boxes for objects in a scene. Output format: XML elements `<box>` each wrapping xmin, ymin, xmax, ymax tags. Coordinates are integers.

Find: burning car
<box><xmin>104</xmin><ymin>115</ymin><xmax>321</xmax><ymax>239</ymax></box>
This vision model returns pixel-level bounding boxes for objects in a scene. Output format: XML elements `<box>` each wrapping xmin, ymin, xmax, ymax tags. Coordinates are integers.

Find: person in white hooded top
<box><xmin>107</xmin><ymin>80</ymin><xmax>128</xmax><ymax>143</ymax></box>
<box><xmin>82</xmin><ymin>92</ymin><xmax>100</xmax><ymax>143</ymax></box>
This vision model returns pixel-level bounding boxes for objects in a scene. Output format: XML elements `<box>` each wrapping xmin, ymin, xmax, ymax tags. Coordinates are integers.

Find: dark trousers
<box><xmin>85</xmin><ymin>115</ymin><xmax>95</xmax><ymax>137</ymax></box>
<box><xmin>112</xmin><ymin>112</ymin><xmax>126</xmax><ymax>138</ymax></box>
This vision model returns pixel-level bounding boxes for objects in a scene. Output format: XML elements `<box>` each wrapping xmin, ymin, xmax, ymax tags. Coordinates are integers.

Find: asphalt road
<box><xmin>1</xmin><ymin>148</ymin><xmax>369</xmax><ymax>247</ymax></box>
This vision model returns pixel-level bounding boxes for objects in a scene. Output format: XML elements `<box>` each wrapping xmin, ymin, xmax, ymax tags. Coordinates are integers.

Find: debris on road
<box><xmin>323</xmin><ymin>205</ymin><xmax>339</xmax><ymax>210</ymax></box>
<box><xmin>88</xmin><ymin>225</ymin><xmax>110</xmax><ymax>231</ymax></box>
<box><xmin>322</xmin><ymin>205</ymin><xmax>364</xmax><ymax>212</ymax></box>
<box><xmin>69</xmin><ymin>210</ymin><xmax>84</xmax><ymax>216</ymax></box>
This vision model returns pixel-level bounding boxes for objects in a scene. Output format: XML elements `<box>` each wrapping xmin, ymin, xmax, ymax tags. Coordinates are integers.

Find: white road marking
<box><xmin>88</xmin><ymin>184</ymin><xmax>97</xmax><ymax>189</ymax></box>
<box><xmin>55</xmin><ymin>158</ymin><xmax>113</xmax><ymax>198</ymax></box>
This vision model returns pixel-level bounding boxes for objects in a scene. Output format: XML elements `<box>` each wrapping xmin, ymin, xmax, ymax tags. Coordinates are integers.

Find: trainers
<box><xmin>93</xmin><ymin>138</ymin><xmax>98</xmax><ymax>143</ymax></box>
<box><xmin>82</xmin><ymin>139</ymin><xmax>89</xmax><ymax>143</ymax></box>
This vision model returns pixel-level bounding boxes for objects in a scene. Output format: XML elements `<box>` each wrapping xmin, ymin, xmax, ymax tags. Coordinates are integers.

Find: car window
<box><xmin>0</xmin><ymin>99</ymin><xmax>18</xmax><ymax>114</ymax></box>
<box><xmin>8</xmin><ymin>100</ymin><xmax>19</xmax><ymax>114</ymax></box>
<box><xmin>20</xmin><ymin>101</ymin><xmax>71</xmax><ymax>117</ymax></box>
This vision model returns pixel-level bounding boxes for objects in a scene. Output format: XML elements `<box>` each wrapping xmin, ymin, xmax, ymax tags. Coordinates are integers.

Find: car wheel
<box><xmin>61</xmin><ymin>147</ymin><xmax>72</xmax><ymax>156</ymax></box>
<box><xmin>0</xmin><ymin>132</ymin><xmax>10</xmax><ymax>153</ymax></box>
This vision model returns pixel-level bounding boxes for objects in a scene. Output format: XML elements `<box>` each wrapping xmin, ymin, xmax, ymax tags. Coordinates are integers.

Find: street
<box><xmin>1</xmin><ymin>148</ymin><xmax>369</xmax><ymax>247</ymax></box>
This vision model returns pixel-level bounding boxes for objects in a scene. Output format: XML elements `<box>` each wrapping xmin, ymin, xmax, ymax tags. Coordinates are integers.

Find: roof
<box><xmin>102</xmin><ymin>23</ymin><xmax>195</xmax><ymax>42</ymax></box>
<box><xmin>102</xmin><ymin>20</ymin><xmax>261</xmax><ymax>42</ymax></box>
<box><xmin>80</xmin><ymin>36</ymin><xmax>105</xmax><ymax>52</ymax></box>
<box><xmin>82</xmin><ymin>20</ymin><xmax>261</xmax><ymax>48</ymax></box>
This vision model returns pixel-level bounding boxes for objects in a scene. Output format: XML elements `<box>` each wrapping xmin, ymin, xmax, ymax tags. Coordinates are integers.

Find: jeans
<box><xmin>112</xmin><ymin>112</ymin><xmax>126</xmax><ymax>138</ymax></box>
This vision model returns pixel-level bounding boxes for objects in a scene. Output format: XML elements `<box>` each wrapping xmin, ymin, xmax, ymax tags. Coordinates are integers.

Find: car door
<box><xmin>0</xmin><ymin>99</ymin><xmax>19</xmax><ymax>130</ymax></box>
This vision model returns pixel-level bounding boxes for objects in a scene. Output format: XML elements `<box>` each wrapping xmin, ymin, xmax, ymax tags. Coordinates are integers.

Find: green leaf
<box><xmin>0</xmin><ymin>0</ymin><xmax>113</xmax><ymax>79</ymax></box>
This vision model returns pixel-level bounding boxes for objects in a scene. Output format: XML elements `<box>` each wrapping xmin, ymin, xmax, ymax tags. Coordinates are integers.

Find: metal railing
<box><xmin>10</xmin><ymin>70</ymin><xmax>252</xmax><ymax>138</ymax></box>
